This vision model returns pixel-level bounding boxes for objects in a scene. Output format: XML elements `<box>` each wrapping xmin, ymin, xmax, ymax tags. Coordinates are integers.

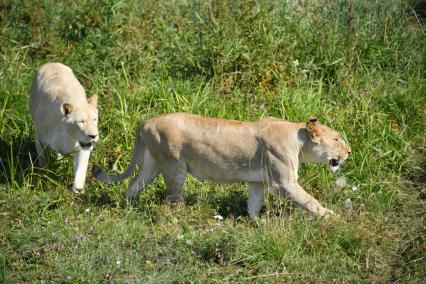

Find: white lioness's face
<box><xmin>306</xmin><ymin>119</ymin><xmax>351</xmax><ymax>173</ymax></box>
<box><xmin>62</xmin><ymin>95</ymin><xmax>99</xmax><ymax>150</ymax></box>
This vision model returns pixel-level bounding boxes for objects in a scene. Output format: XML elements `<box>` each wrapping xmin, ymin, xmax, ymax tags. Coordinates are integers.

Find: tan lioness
<box><xmin>29</xmin><ymin>63</ymin><xmax>99</xmax><ymax>192</ymax></box>
<box><xmin>93</xmin><ymin>113</ymin><xmax>351</xmax><ymax>218</ymax></box>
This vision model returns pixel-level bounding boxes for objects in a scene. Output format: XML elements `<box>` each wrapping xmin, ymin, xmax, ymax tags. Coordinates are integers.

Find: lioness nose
<box><xmin>89</xmin><ymin>134</ymin><xmax>97</xmax><ymax>139</ymax></box>
<box><xmin>348</xmin><ymin>147</ymin><xmax>352</xmax><ymax>153</ymax></box>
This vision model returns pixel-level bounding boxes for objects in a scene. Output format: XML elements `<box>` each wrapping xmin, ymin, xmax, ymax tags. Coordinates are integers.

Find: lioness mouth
<box><xmin>329</xmin><ymin>159</ymin><xmax>339</xmax><ymax>167</ymax></box>
<box><xmin>79</xmin><ymin>141</ymin><xmax>93</xmax><ymax>149</ymax></box>
<box><xmin>329</xmin><ymin>158</ymin><xmax>340</xmax><ymax>173</ymax></box>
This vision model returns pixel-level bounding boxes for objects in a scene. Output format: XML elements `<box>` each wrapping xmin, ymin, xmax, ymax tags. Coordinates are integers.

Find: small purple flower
<box><xmin>57</xmin><ymin>243</ymin><xmax>65</xmax><ymax>251</ymax></box>
<box><xmin>88</xmin><ymin>226</ymin><xmax>94</xmax><ymax>231</ymax></box>
<box><xmin>359</xmin><ymin>91</ymin><xmax>366</xmax><ymax>97</ymax></box>
<box><xmin>360</xmin><ymin>203</ymin><xmax>365</xmax><ymax>209</ymax></box>
<box><xmin>74</xmin><ymin>233</ymin><xmax>84</xmax><ymax>243</ymax></box>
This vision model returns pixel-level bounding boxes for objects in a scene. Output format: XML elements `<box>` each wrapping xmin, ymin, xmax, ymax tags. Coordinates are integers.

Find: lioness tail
<box><xmin>92</xmin><ymin>127</ymin><xmax>144</xmax><ymax>183</ymax></box>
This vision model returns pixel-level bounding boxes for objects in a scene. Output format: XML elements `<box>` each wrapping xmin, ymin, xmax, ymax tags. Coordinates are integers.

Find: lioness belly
<box><xmin>187</xmin><ymin>162</ymin><xmax>264</xmax><ymax>183</ymax></box>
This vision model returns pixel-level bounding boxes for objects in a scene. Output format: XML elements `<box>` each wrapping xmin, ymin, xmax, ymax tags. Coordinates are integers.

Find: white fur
<box><xmin>247</xmin><ymin>182</ymin><xmax>265</xmax><ymax>218</ymax></box>
<box><xmin>29</xmin><ymin>63</ymin><xmax>99</xmax><ymax>191</ymax></box>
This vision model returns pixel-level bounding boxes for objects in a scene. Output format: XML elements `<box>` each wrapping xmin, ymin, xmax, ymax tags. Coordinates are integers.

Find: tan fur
<box><xmin>29</xmin><ymin>63</ymin><xmax>99</xmax><ymax>191</ymax></box>
<box><xmin>93</xmin><ymin>113</ymin><xmax>351</xmax><ymax>218</ymax></box>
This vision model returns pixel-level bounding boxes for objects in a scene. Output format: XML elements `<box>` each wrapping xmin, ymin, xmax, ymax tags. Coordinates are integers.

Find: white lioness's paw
<box><xmin>72</xmin><ymin>188</ymin><xmax>83</xmax><ymax>194</ymax></box>
<box><xmin>321</xmin><ymin>208</ymin><xmax>339</xmax><ymax>219</ymax></box>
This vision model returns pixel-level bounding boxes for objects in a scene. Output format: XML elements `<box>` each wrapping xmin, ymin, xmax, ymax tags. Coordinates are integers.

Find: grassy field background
<box><xmin>0</xmin><ymin>0</ymin><xmax>425</xmax><ymax>282</ymax></box>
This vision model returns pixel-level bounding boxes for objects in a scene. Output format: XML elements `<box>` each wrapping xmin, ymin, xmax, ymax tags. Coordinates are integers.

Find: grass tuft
<box><xmin>1</xmin><ymin>0</ymin><xmax>425</xmax><ymax>282</ymax></box>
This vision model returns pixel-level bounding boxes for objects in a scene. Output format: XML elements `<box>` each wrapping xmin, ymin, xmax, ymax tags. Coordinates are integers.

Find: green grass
<box><xmin>1</xmin><ymin>0</ymin><xmax>425</xmax><ymax>282</ymax></box>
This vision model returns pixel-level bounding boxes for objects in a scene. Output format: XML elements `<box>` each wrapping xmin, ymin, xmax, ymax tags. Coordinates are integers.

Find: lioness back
<box><xmin>140</xmin><ymin>113</ymin><xmax>297</xmax><ymax>182</ymax></box>
<box><xmin>30</xmin><ymin>63</ymin><xmax>86</xmax><ymax>116</ymax></box>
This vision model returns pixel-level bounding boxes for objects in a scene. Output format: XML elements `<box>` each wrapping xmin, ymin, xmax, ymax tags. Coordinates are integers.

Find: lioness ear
<box><xmin>306</xmin><ymin>118</ymin><xmax>322</xmax><ymax>143</ymax></box>
<box><xmin>62</xmin><ymin>103</ymin><xmax>74</xmax><ymax>117</ymax></box>
<box><xmin>87</xmin><ymin>95</ymin><xmax>98</xmax><ymax>107</ymax></box>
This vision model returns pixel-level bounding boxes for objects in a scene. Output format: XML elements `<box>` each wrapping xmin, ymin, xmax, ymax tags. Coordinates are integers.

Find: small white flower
<box><xmin>351</xmin><ymin>186</ymin><xmax>358</xmax><ymax>192</ymax></box>
<box><xmin>292</xmin><ymin>59</ymin><xmax>299</xmax><ymax>67</ymax></box>
<box><xmin>213</xmin><ymin>215</ymin><xmax>223</xmax><ymax>220</ymax></box>
<box><xmin>335</xmin><ymin>176</ymin><xmax>347</xmax><ymax>188</ymax></box>
<box><xmin>344</xmin><ymin>198</ymin><xmax>353</xmax><ymax>211</ymax></box>
<box><xmin>85</xmin><ymin>208</ymin><xmax>91</xmax><ymax>213</ymax></box>
<box><xmin>116</xmin><ymin>259</ymin><xmax>122</xmax><ymax>266</ymax></box>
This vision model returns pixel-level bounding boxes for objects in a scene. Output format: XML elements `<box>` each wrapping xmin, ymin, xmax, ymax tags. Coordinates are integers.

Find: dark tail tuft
<box><xmin>92</xmin><ymin>164</ymin><xmax>102</xmax><ymax>177</ymax></box>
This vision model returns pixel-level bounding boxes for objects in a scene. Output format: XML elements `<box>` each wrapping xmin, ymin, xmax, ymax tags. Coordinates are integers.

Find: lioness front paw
<box><xmin>320</xmin><ymin>208</ymin><xmax>338</xmax><ymax>218</ymax></box>
<box><xmin>72</xmin><ymin>187</ymin><xmax>83</xmax><ymax>194</ymax></box>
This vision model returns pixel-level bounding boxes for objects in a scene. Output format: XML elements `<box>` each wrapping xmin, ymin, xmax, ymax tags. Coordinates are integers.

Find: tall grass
<box><xmin>0</xmin><ymin>0</ymin><xmax>425</xmax><ymax>282</ymax></box>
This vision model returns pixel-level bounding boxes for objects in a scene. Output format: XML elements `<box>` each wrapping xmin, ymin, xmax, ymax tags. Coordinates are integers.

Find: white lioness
<box><xmin>29</xmin><ymin>63</ymin><xmax>99</xmax><ymax>191</ymax></box>
<box><xmin>93</xmin><ymin>113</ymin><xmax>351</xmax><ymax>218</ymax></box>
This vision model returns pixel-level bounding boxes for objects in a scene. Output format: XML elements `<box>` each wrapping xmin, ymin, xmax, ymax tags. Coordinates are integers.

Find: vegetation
<box><xmin>1</xmin><ymin>0</ymin><xmax>425</xmax><ymax>282</ymax></box>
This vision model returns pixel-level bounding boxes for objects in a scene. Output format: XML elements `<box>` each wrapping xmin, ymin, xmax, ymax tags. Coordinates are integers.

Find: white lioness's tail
<box><xmin>92</xmin><ymin>127</ymin><xmax>144</xmax><ymax>183</ymax></box>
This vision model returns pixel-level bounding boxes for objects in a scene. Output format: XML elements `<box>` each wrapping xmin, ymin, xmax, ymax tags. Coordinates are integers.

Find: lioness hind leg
<box><xmin>126</xmin><ymin>150</ymin><xmax>160</xmax><ymax>203</ymax></box>
<box><xmin>163</xmin><ymin>164</ymin><xmax>187</xmax><ymax>204</ymax></box>
<box><xmin>35</xmin><ymin>138</ymin><xmax>47</xmax><ymax>166</ymax></box>
<box><xmin>247</xmin><ymin>182</ymin><xmax>265</xmax><ymax>219</ymax></box>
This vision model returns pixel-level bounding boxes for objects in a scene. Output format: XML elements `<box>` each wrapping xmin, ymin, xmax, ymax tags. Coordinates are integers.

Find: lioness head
<box><xmin>61</xmin><ymin>95</ymin><xmax>99</xmax><ymax>150</ymax></box>
<box><xmin>305</xmin><ymin>118</ymin><xmax>351</xmax><ymax>173</ymax></box>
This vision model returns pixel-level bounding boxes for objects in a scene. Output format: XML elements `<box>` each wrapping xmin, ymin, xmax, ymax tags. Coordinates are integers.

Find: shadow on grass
<box><xmin>85</xmin><ymin>180</ymin><xmax>251</xmax><ymax>219</ymax></box>
<box><xmin>0</xmin><ymin>135</ymin><xmax>70</xmax><ymax>189</ymax></box>
<box><xmin>78</xmin><ymin>187</ymin><xmax>122</xmax><ymax>208</ymax></box>
<box><xmin>0</xmin><ymin>135</ymin><xmax>35</xmax><ymax>185</ymax></box>
<box><xmin>185</xmin><ymin>187</ymin><xmax>249</xmax><ymax>218</ymax></box>
<box><xmin>405</xmin><ymin>150</ymin><xmax>426</xmax><ymax>200</ymax></box>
